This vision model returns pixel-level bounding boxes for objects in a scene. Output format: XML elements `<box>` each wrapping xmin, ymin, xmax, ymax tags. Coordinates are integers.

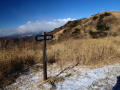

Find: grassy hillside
<box><xmin>51</xmin><ymin>11</ymin><xmax>120</xmax><ymax>41</ymax></box>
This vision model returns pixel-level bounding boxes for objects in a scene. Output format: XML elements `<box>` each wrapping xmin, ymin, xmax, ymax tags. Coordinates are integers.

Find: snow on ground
<box><xmin>3</xmin><ymin>64</ymin><xmax>120</xmax><ymax>90</ymax></box>
<box><xmin>56</xmin><ymin>65</ymin><xmax>120</xmax><ymax>90</ymax></box>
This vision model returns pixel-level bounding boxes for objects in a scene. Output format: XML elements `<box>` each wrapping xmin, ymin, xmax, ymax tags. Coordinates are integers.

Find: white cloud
<box><xmin>17</xmin><ymin>18</ymin><xmax>75</xmax><ymax>34</ymax></box>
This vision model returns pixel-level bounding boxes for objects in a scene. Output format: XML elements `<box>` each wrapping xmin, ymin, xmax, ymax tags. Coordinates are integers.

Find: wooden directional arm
<box><xmin>35</xmin><ymin>34</ymin><xmax>53</xmax><ymax>41</ymax></box>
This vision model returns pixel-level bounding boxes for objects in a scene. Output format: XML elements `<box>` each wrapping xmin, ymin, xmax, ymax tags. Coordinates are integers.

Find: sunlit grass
<box><xmin>0</xmin><ymin>36</ymin><xmax>120</xmax><ymax>87</ymax></box>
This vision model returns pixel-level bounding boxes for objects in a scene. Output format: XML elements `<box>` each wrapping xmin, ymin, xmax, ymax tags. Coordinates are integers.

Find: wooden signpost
<box><xmin>35</xmin><ymin>32</ymin><xmax>53</xmax><ymax>80</ymax></box>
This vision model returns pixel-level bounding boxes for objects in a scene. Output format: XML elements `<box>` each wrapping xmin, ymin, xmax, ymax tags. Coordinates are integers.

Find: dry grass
<box><xmin>0</xmin><ymin>36</ymin><xmax>120</xmax><ymax>87</ymax></box>
<box><xmin>0</xmin><ymin>48</ymin><xmax>39</xmax><ymax>87</ymax></box>
<box><xmin>46</xmin><ymin>37</ymin><xmax>120</xmax><ymax>67</ymax></box>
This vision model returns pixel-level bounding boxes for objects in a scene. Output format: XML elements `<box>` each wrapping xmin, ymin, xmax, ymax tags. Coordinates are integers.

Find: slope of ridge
<box><xmin>50</xmin><ymin>11</ymin><xmax>120</xmax><ymax>41</ymax></box>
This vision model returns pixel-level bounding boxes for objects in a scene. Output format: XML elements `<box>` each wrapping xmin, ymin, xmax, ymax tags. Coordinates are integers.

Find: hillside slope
<box><xmin>51</xmin><ymin>11</ymin><xmax>120</xmax><ymax>40</ymax></box>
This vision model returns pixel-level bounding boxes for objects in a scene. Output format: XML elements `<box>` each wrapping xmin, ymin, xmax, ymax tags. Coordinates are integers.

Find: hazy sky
<box><xmin>0</xmin><ymin>0</ymin><xmax>120</xmax><ymax>36</ymax></box>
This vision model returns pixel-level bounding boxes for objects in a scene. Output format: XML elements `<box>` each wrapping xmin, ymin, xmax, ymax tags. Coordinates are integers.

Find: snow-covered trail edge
<box><xmin>3</xmin><ymin>64</ymin><xmax>120</xmax><ymax>90</ymax></box>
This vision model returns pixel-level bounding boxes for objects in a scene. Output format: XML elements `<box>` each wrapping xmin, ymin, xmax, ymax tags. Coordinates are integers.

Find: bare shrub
<box><xmin>48</xmin><ymin>56</ymin><xmax>56</xmax><ymax>64</ymax></box>
<box><xmin>24</xmin><ymin>55</ymin><xmax>36</xmax><ymax>66</ymax></box>
<box><xmin>10</xmin><ymin>56</ymin><xmax>24</xmax><ymax>73</ymax></box>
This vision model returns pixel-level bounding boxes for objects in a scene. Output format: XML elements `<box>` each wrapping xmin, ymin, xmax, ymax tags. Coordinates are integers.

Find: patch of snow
<box><xmin>56</xmin><ymin>64</ymin><xmax>120</xmax><ymax>90</ymax></box>
<box><xmin>3</xmin><ymin>64</ymin><xmax>120</xmax><ymax>90</ymax></box>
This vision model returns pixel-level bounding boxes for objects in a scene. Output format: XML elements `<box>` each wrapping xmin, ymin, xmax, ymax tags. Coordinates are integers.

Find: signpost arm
<box><xmin>43</xmin><ymin>32</ymin><xmax>47</xmax><ymax>80</ymax></box>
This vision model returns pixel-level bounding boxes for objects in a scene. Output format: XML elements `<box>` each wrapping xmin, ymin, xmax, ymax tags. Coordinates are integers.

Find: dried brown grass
<box><xmin>46</xmin><ymin>37</ymin><xmax>120</xmax><ymax>67</ymax></box>
<box><xmin>0</xmin><ymin>36</ymin><xmax>120</xmax><ymax>87</ymax></box>
<box><xmin>0</xmin><ymin>48</ymin><xmax>38</xmax><ymax>87</ymax></box>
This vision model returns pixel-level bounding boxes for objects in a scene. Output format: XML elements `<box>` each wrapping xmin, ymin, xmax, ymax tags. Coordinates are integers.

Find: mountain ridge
<box><xmin>50</xmin><ymin>11</ymin><xmax>120</xmax><ymax>41</ymax></box>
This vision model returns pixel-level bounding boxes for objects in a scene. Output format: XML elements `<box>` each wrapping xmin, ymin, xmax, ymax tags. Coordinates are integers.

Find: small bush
<box><xmin>89</xmin><ymin>31</ymin><xmax>108</xmax><ymax>38</ymax></box>
<box><xmin>99</xmin><ymin>14</ymin><xmax>105</xmax><ymax>20</ymax></box>
<box><xmin>96</xmin><ymin>21</ymin><xmax>110</xmax><ymax>31</ymax></box>
<box><xmin>93</xmin><ymin>15</ymin><xmax>98</xmax><ymax>20</ymax></box>
<box><xmin>63</xmin><ymin>29</ymin><xmax>67</xmax><ymax>33</ymax></box>
<box><xmin>48</xmin><ymin>56</ymin><xmax>56</xmax><ymax>64</ymax></box>
<box><xmin>99</xmin><ymin>12</ymin><xmax>111</xmax><ymax>20</ymax></box>
<box><xmin>0</xmin><ymin>72</ymin><xmax>4</xmax><ymax>81</ymax></box>
<box><xmin>72</xmin><ymin>28</ymin><xmax>80</xmax><ymax>34</ymax></box>
<box><xmin>104</xmin><ymin>12</ymin><xmax>111</xmax><ymax>16</ymax></box>
<box><xmin>25</xmin><ymin>56</ymin><xmax>36</xmax><ymax>66</ymax></box>
<box><xmin>48</xmin><ymin>59</ymin><xmax>56</xmax><ymax>64</ymax></box>
<box><xmin>10</xmin><ymin>56</ymin><xmax>24</xmax><ymax>73</ymax></box>
<box><xmin>65</xmin><ymin>20</ymin><xmax>79</xmax><ymax>27</ymax></box>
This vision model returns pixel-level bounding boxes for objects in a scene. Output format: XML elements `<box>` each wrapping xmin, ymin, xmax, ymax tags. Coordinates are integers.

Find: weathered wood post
<box><xmin>35</xmin><ymin>32</ymin><xmax>53</xmax><ymax>80</ymax></box>
<box><xmin>43</xmin><ymin>32</ymin><xmax>47</xmax><ymax>80</ymax></box>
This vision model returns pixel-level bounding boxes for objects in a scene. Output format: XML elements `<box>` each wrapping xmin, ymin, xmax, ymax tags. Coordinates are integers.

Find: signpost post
<box><xmin>35</xmin><ymin>32</ymin><xmax>53</xmax><ymax>80</ymax></box>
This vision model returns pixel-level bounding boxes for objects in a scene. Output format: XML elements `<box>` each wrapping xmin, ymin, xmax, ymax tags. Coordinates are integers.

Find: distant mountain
<box><xmin>2</xmin><ymin>32</ymin><xmax>42</xmax><ymax>38</ymax></box>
